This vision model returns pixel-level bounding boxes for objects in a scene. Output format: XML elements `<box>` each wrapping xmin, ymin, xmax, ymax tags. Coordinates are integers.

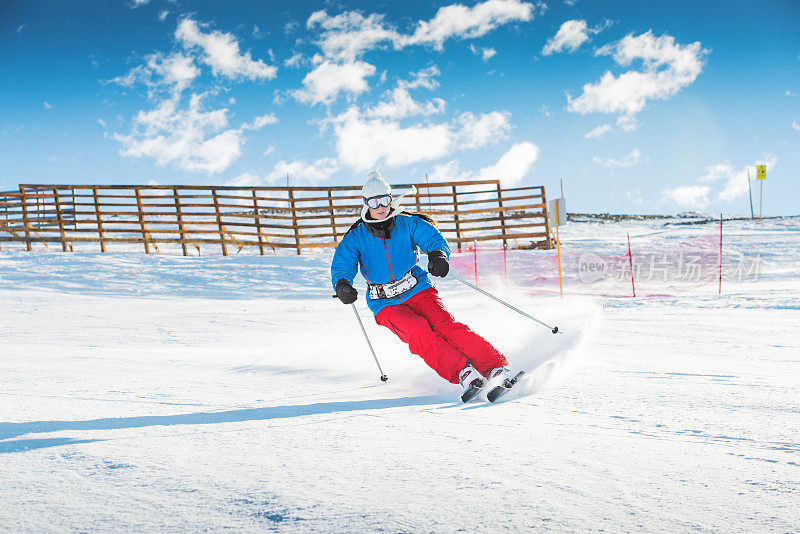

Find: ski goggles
<box><xmin>364</xmin><ymin>194</ymin><xmax>392</xmax><ymax>209</ymax></box>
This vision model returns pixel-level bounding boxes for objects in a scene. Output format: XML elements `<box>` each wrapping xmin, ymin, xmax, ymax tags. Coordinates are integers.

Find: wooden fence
<box><xmin>0</xmin><ymin>181</ymin><xmax>554</xmax><ymax>255</ymax></box>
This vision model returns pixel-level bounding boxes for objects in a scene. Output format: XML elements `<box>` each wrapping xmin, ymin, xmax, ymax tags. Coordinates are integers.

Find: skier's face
<box><xmin>368</xmin><ymin>203</ymin><xmax>390</xmax><ymax>220</ymax></box>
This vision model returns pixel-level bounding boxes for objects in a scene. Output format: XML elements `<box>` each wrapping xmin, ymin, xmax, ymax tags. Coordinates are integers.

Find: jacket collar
<box><xmin>364</xmin><ymin>209</ymin><xmax>396</xmax><ymax>239</ymax></box>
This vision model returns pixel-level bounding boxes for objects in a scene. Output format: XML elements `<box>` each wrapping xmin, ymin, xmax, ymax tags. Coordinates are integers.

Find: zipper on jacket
<box><xmin>382</xmin><ymin>238</ymin><xmax>394</xmax><ymax>280</ymax></box>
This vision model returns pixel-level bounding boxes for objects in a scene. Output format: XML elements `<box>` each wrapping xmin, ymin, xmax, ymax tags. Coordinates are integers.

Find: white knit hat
<box><xmin>361</xmin><ymin>170</ymin><xmax>391</xmax><ymax>199</ymax></box>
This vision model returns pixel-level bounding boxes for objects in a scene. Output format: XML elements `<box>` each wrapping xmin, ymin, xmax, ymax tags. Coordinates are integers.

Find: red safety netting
<box><xmin>448</xmin><ymin>223</ymin><xmax>727</xmax><ymax>298</ymax></box>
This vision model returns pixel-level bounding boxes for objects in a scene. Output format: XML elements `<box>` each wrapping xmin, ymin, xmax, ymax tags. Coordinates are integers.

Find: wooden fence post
<box><xmin>134</xmin><ymin>187</ymin><xmax>150</xmax><ymax>254</ymax></box>
<box><xmin>18</xmin><ymin>186</ymin><xmax>32</xmax><ymax>251</ymax></box>
<box><xmin>92</xmin><ymin>187</ymin><xmax>106</xmax><ymax>252</ymax></box>
<box><xmin>452</xmin><ymin>185</ymin><xmax>462</xmax><ymax>251</ymax></box>
<box><xmin>541</xmin><ymin>186</ymin><xmax>554</xmax><ymax>247</ymax></box>
<box><xmin>211</xmin><ymin>188</ymin><xmax>227</xmax><ymax>256</ymax></box>
<box><xmin>287</xmin><ymin>187</ymin><xmax>301</xmax><ymax>255</ymax></box>
<box><xmin>173</xmin><ymin>187</ymin><xmax>188</xmax><ymax>256</ymax></box>
<box><xmin>52</xmin><ymin>187</ymin><xmax>70</xmax><ymax>252</ymax></box>
<box><xmin>327</xmin><ymin>189</ymin><xmax>340</xmax><ymax>244</ymax></box>
<box><xmin>251</xmin><ymin>189</ymin><xmax>266</xmax><ymax>255</ymax></box>
<box><xmin>496</xmin><ymin>182</ymin><xmax>507</xmax><ymax>247</ymax></box>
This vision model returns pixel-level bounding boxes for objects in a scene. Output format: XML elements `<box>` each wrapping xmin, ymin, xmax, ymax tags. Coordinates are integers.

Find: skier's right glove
<box><xmin>335</xmin><ymin>278</ymin><xmax>358</xmax><ymax>304</ymax></box>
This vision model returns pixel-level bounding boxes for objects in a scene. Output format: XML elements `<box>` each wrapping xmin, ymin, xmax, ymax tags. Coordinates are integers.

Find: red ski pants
<box><xmin>375</xmin><ymin>287</ymin><xmax>508</xmax><ymax>384</ymax></box>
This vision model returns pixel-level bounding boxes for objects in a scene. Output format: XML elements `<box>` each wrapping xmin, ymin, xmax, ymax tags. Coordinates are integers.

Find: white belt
<box><xmin>368</xmin><ymin>269</ymin><xmax>418</xmax><ymax>300</ymax></box>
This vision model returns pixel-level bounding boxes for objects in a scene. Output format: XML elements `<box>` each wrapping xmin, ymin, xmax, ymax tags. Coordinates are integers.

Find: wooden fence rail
<box><xmin>0</xmin><ymin>181</ymin><xmax>554</xmax><ymax>255</ymax></box>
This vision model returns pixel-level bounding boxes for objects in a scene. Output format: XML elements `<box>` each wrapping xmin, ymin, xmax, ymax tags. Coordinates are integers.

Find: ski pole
<box><xmin>448</xmin><ymin>272</ymin><xmax>561</xmax><ymax>334</ymax></box>
<box><xmin>332</xmin><ymin>295</ymin><xmax>388</xmax><ymax>382</ymax></box>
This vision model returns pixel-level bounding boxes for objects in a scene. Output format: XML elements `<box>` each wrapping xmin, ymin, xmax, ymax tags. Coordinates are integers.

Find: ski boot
<box><xmin>459</xmin><ymin>364</ymin><xmax>486</xmax><ymax>403</ymax></box>
<box><xmin>486</xmin><ymin>367</ymin><xmax>526</xmax><ymax>402</ymax></box>
<box><xmin>488</xmin><ymin>366</ymin><xmax>512</xmax><ymax>382</ymax></box>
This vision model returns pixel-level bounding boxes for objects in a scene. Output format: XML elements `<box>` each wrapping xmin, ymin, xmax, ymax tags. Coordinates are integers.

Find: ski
<box><xmin>460</xmin><ymin>381</ymin><xmax>485</xmax><ymax>403</ymax></box>
<box><xmin>486</xmin><ymin>371</ymin><xmax>525</xmax><ymax>402</ymax></box>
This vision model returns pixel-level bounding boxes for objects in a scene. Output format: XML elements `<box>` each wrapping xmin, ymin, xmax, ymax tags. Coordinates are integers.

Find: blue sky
<box><xmin>1</xmin><ymin>0</ymin><xmax>798</xmax><ymax>215</ymax></box>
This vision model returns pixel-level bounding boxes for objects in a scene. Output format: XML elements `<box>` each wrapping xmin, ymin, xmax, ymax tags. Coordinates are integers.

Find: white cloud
<box><xmin>291</xmin><ymin>60</ymin><xmax>376</xmax><ymax>105</ymax></box>
<box><xmin>399</xmin><ymin>65</ymin><xmax>441</xmax><ymax>90</ymax></box>
<box><xmin>158</xmin><ymin>10</ymin><xmax>169</xmax><ymax>22</ymax></box>
<box><xmin>427</xmin><ymin>142</ymin><xmax>540</xmax><ymax>186</ymax></box>
<box><xmin>539</xmin><ymin>105</ymin><xmax>552</xmax><ymax>117</ymax></box>
<box><xmin>175</xmin><ymin>18</ymin><xmax>277</xmax><ymax>80</ymax></box>
<box><xmin>696</xmin><ymin>163</ymin><xmax>734</xmax><ymax>184</ymax></box>
<box><xmin>793</xmin><ymin>120</ymin><xmax>799</xmax><ymax>131</ymax></box>
<box><xmin>456</xmin><ymin>111</ymin><xmax>511</xmax><ymax>149</ymax></box>
<box><xmin>17</xmin><ymin>24</ymin><xmax>26</xmax><ymax>34</ymax></box>
<box><xmin>148</xmin><ymin>53</ymin><xmax>200</xmax><ymax>93</ymax></box>
<box><xmin>428</xmin><ymin>159</ymin><xmax>472</xmax><ymax>182</ymax></box>
<box><xmin>263</xmin><ymin>145</ymin><xmax>276</xmax><ymax>156</ymax></box>
<box><xmin>109</xmin><ymin>68</ymin><xmax>140</xmax><ymax>89</ymax></box>
<box><xmin>405</xmin><ymin>0</ymin><xmax>541</xmax><ymax>50</ymax></box>
<box><xmin>661</xmin><ymin>156</ymin><xmax>778</xmax><ymax>208</ymax></box>
<box><xmin>593</xmin><ymin>148</ymin><xmax>642</xmax><ymax>169</ymax></box>
<box><xmin>542</xmin><ymin>19</ymin><xmax>591</xmax><ymax>55</ymax></box>
<box><xmin>307</xmin><ymin>10</ymin><xmax>402</xmax><ymax>62</ymax></box>
<box><xmin>568</xmin><ymin>31</ymin><xmax>707</xmax><ymax>121</ymax></box>
<box><xmin>110</xmin><ymin>52</ymin><xmax>200</xmax><ymax>97</ymax></box>
<box><xmin>348</xmin><ymin>67</ymin><xmax>445</xmax><ymax>120</ymax></box>
<box><xmin>284</xmin><ymin>52</ymin><xmax>304</xmax><ymax>68</ymax></box>
<box><xmin>660</xmin><ymin>185</ymin><xmax>710</xmax><ymax>209</ymax></box>
<box><xmin>470</xmin><ymin>44</ymin><xmax>497</xmax><ymax>61</ymax></box>
<box><xmin>626</xmin><ymin>189</ymin><xmax>643</xmax><ymax>205</ymax></box>
<box><xmin>284</xmin><ymin>21</ymin><xmax>300</xmax><ymax>34</ymax></box>
<box><xmin>130</xmin><ymin>0</ymin><xmax>150</xmax><ymax>7</ymax></box>
<box><xmin>308</xmin><ymin>1</ymin><xmax>540</xmax><ymax>60</ymax></box>
<box><xmin>329</xmin><ymin>103</ymin><xmax>512</xmax><ymax>170</ymax></box>
<box><xmin>97</xmin><ymin>118</ymin><xmax>107</xmax><ymax>128</ymax></box>
<box><xmin>478</xmin><ymin>142</ymin><xmax>540</xmax><ymax>186</ymax></box>
<box><xmin>227</xmin><ymin>172</ymin><xmax>264</xmax><ymax>187</ymax></box>
<box><xmin>267</xmin><ymin>157</ymin><xmax>339</xmax><ymax>184</ymax></box>
<box><xmin>298</xmin><ymin>1</ymin><xmax>540</xmax><ymax>105</ymax></box>
<box><xmin>584</xmin><ymin>123</ymin><xmax>611</xmax><ymax>139</ymax></box>
<box><xmin>43</xmin><ymin>102</ymin><xmax>53</xmax><ymax>110</ymax></box>
<box><xmin>616</xmin><ymin>114</ymin><xmax>638</xmax><ymax>132</ymax></box>
<box><xmin>333</xmin><ymin>108</ymin><xmax>453</xmax><ymax>170</ymax></box>
<box><xmin>241</xmin><ymin>113</ymin><xmax>278</xmax><ymax>130</ymax></box>
<box><xmin>113</xmin><ymin>93</ymin><xmax>245</xmax><ymax>174</ymax></box>
<box><xmin>361</xmin><ymin>87</ymin><xmax>446</xmax><ymax>120</ymax></box>
<box><xmin>716</xmin><ymin>156</ymin><xmax>777</xmax><ymax>202</ymax></box>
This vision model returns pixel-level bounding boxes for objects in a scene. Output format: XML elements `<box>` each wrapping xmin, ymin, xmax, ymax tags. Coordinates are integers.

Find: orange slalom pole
<box><xmin>556</xmin><ymin>223</ymin><xmax>563</xmax><ymax>297</ymax></box>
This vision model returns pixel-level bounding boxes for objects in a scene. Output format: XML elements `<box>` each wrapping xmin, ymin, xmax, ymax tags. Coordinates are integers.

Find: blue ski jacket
<box><xmin>330</xmin><ymin>213</ymin><xmax>450</xmax><ymax>316</ymax></box>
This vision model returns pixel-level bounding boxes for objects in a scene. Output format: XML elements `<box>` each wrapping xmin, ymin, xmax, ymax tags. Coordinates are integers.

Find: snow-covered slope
<box><xmin>1</xmin><ymin>217</ymin><xmax>798</xmax><ymax>531</ymax></box>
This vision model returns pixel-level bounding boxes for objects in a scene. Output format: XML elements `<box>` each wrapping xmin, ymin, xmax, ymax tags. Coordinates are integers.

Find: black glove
<box><xmin>335</xmin><ymin>278</ymin><xmax>358</xmax><ymax>304</ymax></box>
<box><xmin>427</xmin><ymin>250</ymin><xmax>449</xmax><ymax>277</ymax></box>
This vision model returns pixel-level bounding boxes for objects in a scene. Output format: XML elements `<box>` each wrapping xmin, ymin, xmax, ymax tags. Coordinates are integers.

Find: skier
<box><xmin>331</xmin><ymin>170</ymin><xmax>513</xmax><ymax>402</ymax></box>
